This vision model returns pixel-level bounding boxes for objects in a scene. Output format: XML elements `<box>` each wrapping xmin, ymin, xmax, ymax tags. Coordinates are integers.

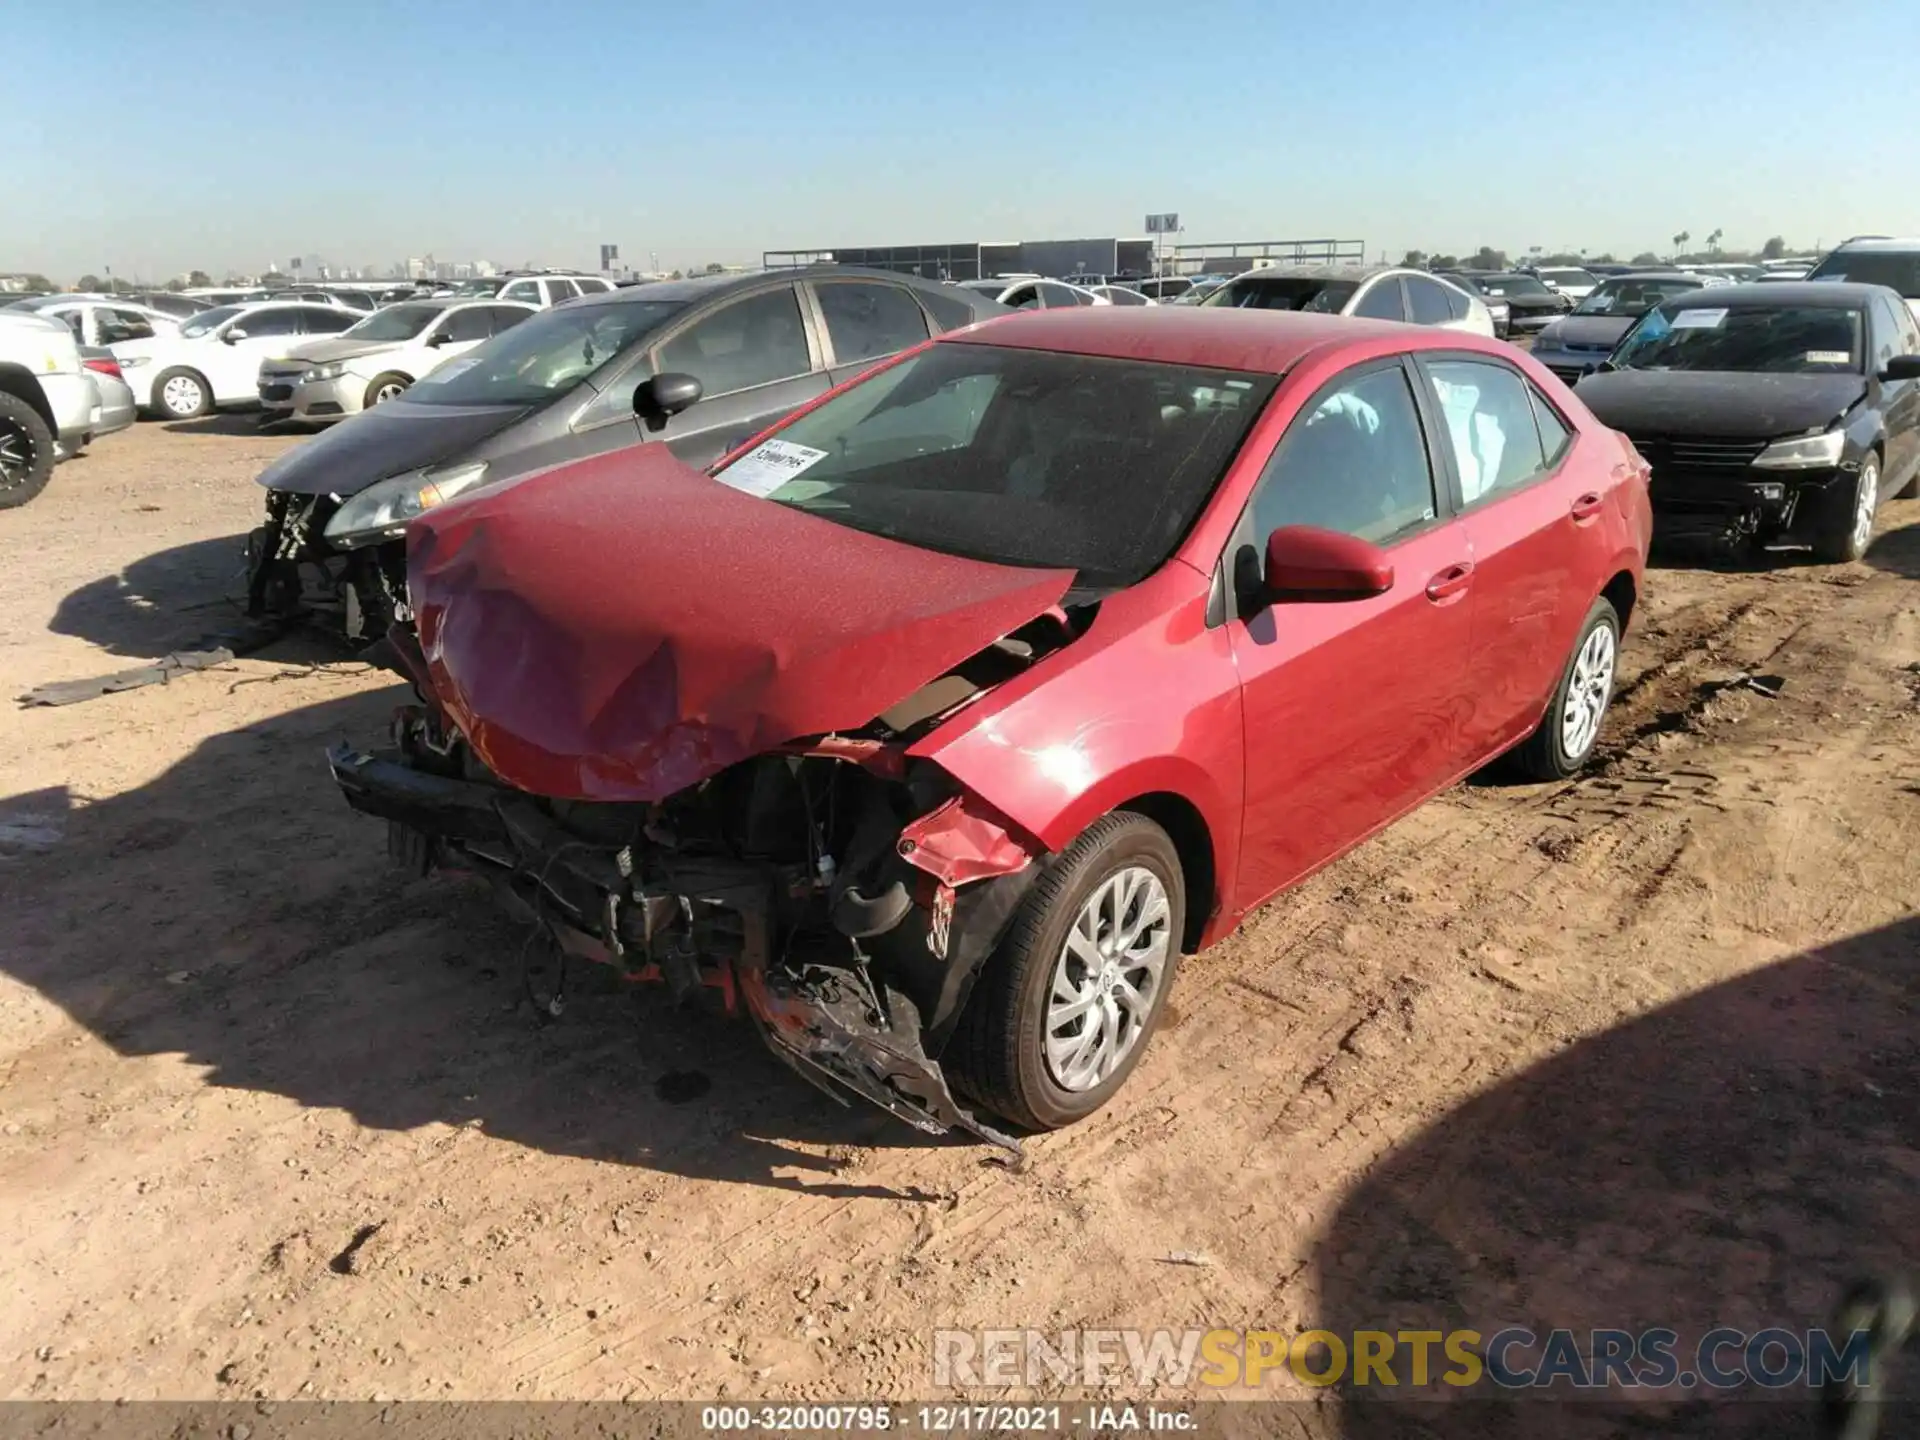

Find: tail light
<box><xmin>83</xmin><ymin>356</ymin><xmax>123</xmax><ymax>380</ymax></box>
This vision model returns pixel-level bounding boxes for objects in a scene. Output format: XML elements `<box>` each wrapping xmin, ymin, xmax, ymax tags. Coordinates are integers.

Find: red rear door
<box><xmin>1413</xmin><ymin>355</ymin><xmax>1616</xmax><ymax>760</ymax></box>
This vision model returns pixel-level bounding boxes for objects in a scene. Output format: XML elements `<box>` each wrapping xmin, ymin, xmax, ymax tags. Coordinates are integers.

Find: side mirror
<box><xmin>426</xmin><ymin>329</ymin><xmax>452</xmax><ymax>347</ymax></box>
<box><xmin>1264</xmin><ymin>525</ymin><xmax>1394</xmax><ymax>602</ymax></box>
<box><xmin>1879</xmin><ymin>354</ymin><xmax>1920</xmax><ymax>382</ymax></box>
<box><xmin>633</xmin><ymin>372</ymin><xmax>703</xmax><ymax>432</ymax></box>
<box><xmin>222</xmin><ymin>328</ymin><xmax>247</xmax><ymax>343</ymax></box>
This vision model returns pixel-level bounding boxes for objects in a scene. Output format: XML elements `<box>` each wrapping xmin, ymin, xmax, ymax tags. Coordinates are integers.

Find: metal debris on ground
<box><xmin>15</xmin><ymin>622</ymin><xmax>287</xmax><ymax>707</ymax></box>
<box><xmin>1161</xmin><ymin>1250</ymin><xmax>1215</xmax><ymax>1268</ymax></box>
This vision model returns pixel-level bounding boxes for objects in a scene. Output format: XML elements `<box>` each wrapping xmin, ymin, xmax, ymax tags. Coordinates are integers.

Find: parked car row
<box><xmin>0</xmin><ymin>311</ymin><xmax>135</xmax><ymax>507</ymax></box>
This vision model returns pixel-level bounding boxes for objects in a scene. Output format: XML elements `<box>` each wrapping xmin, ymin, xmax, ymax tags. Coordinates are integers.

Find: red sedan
<box><xmin>330</xmin><ymin>307</ymin><xmax>1651</xmax><ymax>1151</ymax></box>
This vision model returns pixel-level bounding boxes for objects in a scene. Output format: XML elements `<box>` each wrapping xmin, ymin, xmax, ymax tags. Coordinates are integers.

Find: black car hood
<box><xmin>1539</xmin><ymin>315</ymin><xmax>1636</xmax><ymax>351</ymax></box>
<box><xmin>1575</xmin><ymin>370</ymin><xmax>1867</xmax><ymax>439</ymax></box>
<box><xmin>254</xmin><ymin>397</ymin><xmax>537</xmax><ymax>497</ymax></box>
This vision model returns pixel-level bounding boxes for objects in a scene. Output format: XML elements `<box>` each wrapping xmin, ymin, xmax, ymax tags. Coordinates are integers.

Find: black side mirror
<box><xmin>633</xmin><ymin>372</ymin><xmax>703</xmax><ymax>432</ymax></box>
<box><xmin>1879</xmin><ymin>354</ymin><xmax>1920</xmax><ymax>382</ymax></box>
<box><xmin>222</xmin><ymin>328</ymin><xmax>247</xmax><ymax>344</ymax></box>
<box><xmin>426</xmin><ymin>330</ymin><xmax>452</xmax><ymax>347</ymax></box>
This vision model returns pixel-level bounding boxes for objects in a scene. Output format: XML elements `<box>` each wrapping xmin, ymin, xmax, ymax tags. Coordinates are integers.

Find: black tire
<box><xmin>0</xmin><ymin>391</ymin><xmax>56</xmax><ymax>509</ymax></box>
<box><xmin>151</xmin><ymin>367</ymin><xmax>212</xmax><ymax>420</ymax></box>
<box><xmin>1512</xmin><ymin>597</ymin><xmax>1621</xmax><ymax>781</ymax></box>
<box><xmin>363</xmin><ymin>373</ymin><xmax>411</xmax><ymax>409</ymax></box>
<box><xmin>947</xmin><ymin>812</ymin><xmax>1185</xmax><ymax>1131</ymax></box>
<box><xmin>1812</xmin><ymin>453</ymin><xmax>1880</xmax><ymax>564</ymax></box>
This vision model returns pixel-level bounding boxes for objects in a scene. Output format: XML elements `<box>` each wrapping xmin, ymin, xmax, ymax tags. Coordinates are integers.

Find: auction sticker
<box><xmin>1670</xmin><ymin>308</ymin><xmax>1727</xmax><ymax>329</ymax></box>
<box><xmin>718</xmin><ymin>438</ymin><xmax>828</xmax><ymax>497</ymax></box>
<box><xmin>1805</xmin><ymin>350</ymin><xmax>1851</xmax><ymax>365</ymax></box>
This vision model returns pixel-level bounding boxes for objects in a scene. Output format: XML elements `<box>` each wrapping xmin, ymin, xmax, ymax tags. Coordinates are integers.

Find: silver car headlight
<box><xmin>322</xmin><ymin>462</ymin><xmax>489</xmax><ymax>549</ymax></box>
<box><xmin>1751</xmin><ymin>431</ymin><xmax>1846</xmax><ymax>470</ymax></box>
<box><xmin>303</xmin><ymin>361</ymin><xmax>347</xmax><ymax>383</ymax></box>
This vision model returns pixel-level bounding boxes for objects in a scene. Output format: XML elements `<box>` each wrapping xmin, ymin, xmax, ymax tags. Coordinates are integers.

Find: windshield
<box><xmin>402</xmin><ymin>300</ymin><xmax>681</xmax><ymax>406</ymax></box>
<box><xmin>710</xmin><ymin>342</ymin><xmax>1276</xmax><ymax>590</ymax></box>
<box><xmin>1805</xmin><ymin>251</ymin><xmax>1920</xmax><ymax>297</ymax></box>
<box><xmin>1613</xmin><ymin>305</ymin><xmax>1864</xmax><ymax>374</ymax></box>
<box><xmin>1474</xmin><ymin>275</ymin><xmax>1550</xmax><ymax>298</ymax></box>
<box><xmin>1202</xmin><ymin>276</ymin><xmax>1359</xmax><ymax>313</ymax></box>
<box><xmin>180</xmin><ymin>305</ymin><xmax>244</xmax><ymax>338</ymax></box>
<box><xmin>1574</xmin><ymin>277</ymin><xmax>1701</xmax><ymax>316</ymax></box>
<box><xmin>1538</xmin><ymin>269</ymin><xmax>1596</xmax><ymax>288</ymax></box>
<box><xmin>450</xmin><ymin>278</ymin><xmax>502</xmax><ymax>296</ymax></box>
<box><xmin>345</xmin><ymin>304</ymin><xmax>441</xmax><ymax>342</ymax></box>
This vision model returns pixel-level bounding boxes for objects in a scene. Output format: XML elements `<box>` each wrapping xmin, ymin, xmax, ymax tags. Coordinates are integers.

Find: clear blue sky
<box><xmin>7</xmin><ymin>0</ymin><xmax>1914</xmax><ymax>282</ymax></box>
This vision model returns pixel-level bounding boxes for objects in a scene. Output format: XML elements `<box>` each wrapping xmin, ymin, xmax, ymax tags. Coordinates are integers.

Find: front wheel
<box><xmin>1813</xmin><ymin>455</ymin><xmax>1880</xmax><ymax>564</ymax></box>
<box><xmin>1513</xmin><ymin>597</ymin><xmax>1621</xmax><ymax>781</ymax></box>
<box><xmin>0</xmin><ymin>392</ymin><xmax>56</xmax><ymax>509</ymax></box>
<box><xmin>153</xmin><ymin>368</ymin><xmax>212</xmax><ymax>420</ymax></box>
<box><xmin>947</xmin><ymin>812</ymin><xmax>1184</xmax><ymax>1131</ymax></box>
<box><xmin>363</xmin><ymin>373</ymin><xmax>411</xmax><ymax>408</ymax></box>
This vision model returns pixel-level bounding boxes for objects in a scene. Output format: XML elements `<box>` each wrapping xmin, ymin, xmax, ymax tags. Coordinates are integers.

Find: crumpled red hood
<box><xmin>408</xmin><ymin>445</ymin><xmax>1073</xmax><ymax>801</ymax></box>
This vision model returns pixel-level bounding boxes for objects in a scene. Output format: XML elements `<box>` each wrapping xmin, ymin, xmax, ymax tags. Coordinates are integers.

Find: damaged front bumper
<box><xmin>327</xmin><ymin>733</ymin><xmax>1037</xmax><ymax>1154</ymax></box>
<box><xmin>247</xmin><ymin>491</ymin><xmax>408</xmax><ymax>645</ymax></box>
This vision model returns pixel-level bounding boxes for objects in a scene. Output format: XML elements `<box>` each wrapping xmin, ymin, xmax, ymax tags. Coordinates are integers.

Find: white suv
<box><xmin>0</xmin><ymin>312</ymin><xmax>94</xmax><ymax>507</ymax></box>
<box><xmin>256</xmin><ymin>298</ymin><xmax>537</xmax><ymax>423</ymax></box>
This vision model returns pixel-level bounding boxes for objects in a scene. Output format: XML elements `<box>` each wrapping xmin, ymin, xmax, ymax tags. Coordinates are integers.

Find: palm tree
<box><xmin>1706</xmin><ymin>228</ymin><xmax>1724</xmax><ymax>256</ymax></box>
<box><xmin>1673</xmin><ymin>230</ymin><xmax>1691</xmax><ymax>260</ymax></box>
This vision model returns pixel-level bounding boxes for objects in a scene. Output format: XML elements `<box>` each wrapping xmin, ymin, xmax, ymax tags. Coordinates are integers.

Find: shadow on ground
<box><xmin>1865</xmin><ymin>517</ymin><xmax>1920</xmax><ymax>580</ymax></box>
<box><xmin>0</xmin><ymin>686</ymin><xmax>952</xmax><ymax>1198</ymax></box>
<box><xmin>159</xmin><ymin>412</ymin><xmax>273</xmax><ymax>437</ymax></box>
<box><xmin>1312</xmin><ymin>916</ymin><xmax>1919</xmax><ymax>1438</ymax></box>
<box><xmin>44</xmin><ymin>531</ymin><xmax>258</xmax><ymax>658</ymax></box>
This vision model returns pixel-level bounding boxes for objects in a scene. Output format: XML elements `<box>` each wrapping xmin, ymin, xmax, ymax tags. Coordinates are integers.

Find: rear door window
<box><xmin>921</xmin><ymin>287</ymin><xmax>985</xmax><ymax>331</ymax></box>
<box><xmin>298</xmin><ymin>307</ymin><xmax>356</xmax><ymax>334</ymax></box>
<box><xmin>238</xmin><ymin>309</ymin><xmax>303</xmax><ymax>338</ymax></box>
<box><xmin>1406</xmin><ymin>277</ymin><xmax>1453</xmax><ymax>325</ymax></box>
<box><xmin>1037</xmin><ymin>283</ymin><xmax>1083</xmax><ymax>309</ymax></box>
<box><xmin>655</xmin><ymin>286</ymin><xmax>813</xmax><ymax>396</ymax></box>
<box><xmin>1353</xmin><ymin>279</ymin><xmax>1407</xmax><ymax>321</ymax></box>
<box><xmin>814</xmin><ymin>281</ymin><xmax>931</xmax><ymax>365</ymax></box>
<box><xmin>1422</xmin><ymin>358</ymin><xmax>1555</xmax><ymax>504</ymax></box>
<box><xmin>544</xmin><ymin>279</ymin><xmax>581</xmax><ymax>304</ymax></box>
<box><xmin>500</xmin><ymin>279</ymin><xmax>542</xmax><ymax>304</ymax></box>
<box><xmin>441</xmin><ymin>307</ymin><xmax>494</xmax><ymax>343</ymax></box>
<box><xmin>483</xmin><ymin>305</ymin><xmax>534</xmax><ymax>334</ymax></box>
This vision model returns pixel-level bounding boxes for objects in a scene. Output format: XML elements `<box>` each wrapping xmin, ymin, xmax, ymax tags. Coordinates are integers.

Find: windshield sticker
<box><xmin>418</xmin><ymin>357</ymin><xmax>480</xmax><ymax>384</ymax></box>
<box><xmin>716</xmin><ymin>438</ymin><xmax>829</xmax><ymax>498</ymax></box>
<box><xmin>1670</xmin><ymin>308</ymin><xmax>1727</xmax><ymax>329</ymax></box>
<box><xmin>1805</xmin><ymin>350</ymin><xmax>1851</xmax><ymax>365</ymax></box>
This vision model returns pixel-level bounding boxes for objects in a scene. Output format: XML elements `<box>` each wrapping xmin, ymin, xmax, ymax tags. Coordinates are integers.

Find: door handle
<box><xmin>1571</xmin><ymin>492</ymin><xmax>1604</xmax><ymax>522</ymax></box>
<box><xmin>1425</xmin><ymin>561</ymin><xmax>1474</xmax><ymax>602</ymax></box>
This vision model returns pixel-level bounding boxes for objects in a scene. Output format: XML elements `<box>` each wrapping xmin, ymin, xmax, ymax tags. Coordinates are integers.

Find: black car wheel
<box><xmin>948</xmin><ymin>812</ymin><xmax>1184</xmax><ymax>1131</ymax></box>
<box><xmin>0</xmin><ymin>391</ymin><xmax>56</xmax><ymax>509</ymax></box>
<box><xmin>1812</xmin><ymin>454</ymin><xmax>1879</xmax><ymax>564</ymax></box>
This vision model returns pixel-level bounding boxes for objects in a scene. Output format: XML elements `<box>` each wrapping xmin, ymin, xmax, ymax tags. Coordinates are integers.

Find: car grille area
<box><xmin>259</xmin><ymin>383</ymin><xmax>293</xmax><ymax>403</ymax></box>
<box><xmin>1626</xmin><ymin>434</ymin><xmax>1768</xmax><ymax>470</ymax></box>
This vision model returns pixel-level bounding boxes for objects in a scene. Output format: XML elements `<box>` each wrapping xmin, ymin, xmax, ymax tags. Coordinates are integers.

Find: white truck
<box><xmin>0</xmin><ymin>312</ymin><xmax>95</xmax><ymax>508</ymax></box>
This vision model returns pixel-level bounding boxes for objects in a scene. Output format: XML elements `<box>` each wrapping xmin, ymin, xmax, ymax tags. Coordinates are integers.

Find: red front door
<box><xmin>1224</xmin><ymin>357</ymin><xmax>1477</xmax><ymax>912</ymax></box>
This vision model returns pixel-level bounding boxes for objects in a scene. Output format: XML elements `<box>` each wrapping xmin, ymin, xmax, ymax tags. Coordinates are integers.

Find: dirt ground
<box><xmin>1</xmin><ymin>418</ymin><xmax>1915</xmax><ymax>1424</ymax></box>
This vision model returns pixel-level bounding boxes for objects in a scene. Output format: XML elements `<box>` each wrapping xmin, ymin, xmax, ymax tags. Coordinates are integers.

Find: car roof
<box><xmin>1830</xmin><ymin>237</ymin><xmax>1920</xmax><ymax>252</ymax></box>
<box><xmin>568</xmin><ymin>264</ymin><xmax>994</xmax><ymax>310</ymax></box>
<box><xmin>1666</xmin><ymin>281</ymin><xmax>1882</xmax><ymax>308</ymax></box>
<box><xmin>945</xmin><ymin>306</ymin><xmax>1490</xmax><ymax>374</ymax></box>
<box><xmin>1599</xmin><ymin>272</ymin><xmax>1706</xmax><ymax>285</ymax></box>
<box><xmin>1229</xmin><ymin>264</ymin><xmax>1394</xmax><ymax>282</ymax></box>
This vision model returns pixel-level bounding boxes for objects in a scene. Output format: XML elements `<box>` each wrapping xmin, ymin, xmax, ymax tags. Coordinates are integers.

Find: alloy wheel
<box><xmin>1043</xmin><ymin>865</ymin><xmax>1172</xmax><ymax>1092</ymax></box>
<box><xmin>372</xmin><ymin>381</ymin><xmax>407</xmax><ymax>405</ymax></box>
<box><xmin>1560</xmin><ymin>622</ymin><xmax>1616</xmax><ymax>762</ymax></box>
<box><xmin>1851</xmin><ymin>460</ymin><xmax>1879</xmax><ymax>556</ymax></box>
<box><xmin>0</xmin><ymin>423</ymin><xmax>31</xmax><ymax>491</ymax></box>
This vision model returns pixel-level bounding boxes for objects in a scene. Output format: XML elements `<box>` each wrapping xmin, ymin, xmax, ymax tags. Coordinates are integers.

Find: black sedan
<box><xmin>1576</xmin><ymin>282</ymin><xmax>1920</xmax><ymax>561</ymax></box>
<box><xmin>244</xmin><ymin>267</ymin><xmax>1005</xmax><ymax>643</ymax></box>
<box><xmin>1443</xmin><ymin>271</ymin><xmax>1573</xmax><ymax>335</ymax></box>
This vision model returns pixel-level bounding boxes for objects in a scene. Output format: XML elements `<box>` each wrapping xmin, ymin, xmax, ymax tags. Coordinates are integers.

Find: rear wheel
<box><xmin>363</xmin><ymin>373</ymin><xmax>411</xmax><ymax>408</ymax></box>
<box><xmin>1812</xmin><ymin>454</ymin><xmax>1879</xmax><ymax>563</ymax></box>
<box><xmin>948</xmin><ymin>812</ymin><xmax>1184</xmax><ymax>1131</ymax></box>
<box><xmin>1513</xmin><ymin>597</ymin><xmax>1621</xmax><ymax>781</ymax></box>
<box><xmin>0</xmin><ymin>392</ymin><xmax>56</xmax><ymax>509</ymax></box>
